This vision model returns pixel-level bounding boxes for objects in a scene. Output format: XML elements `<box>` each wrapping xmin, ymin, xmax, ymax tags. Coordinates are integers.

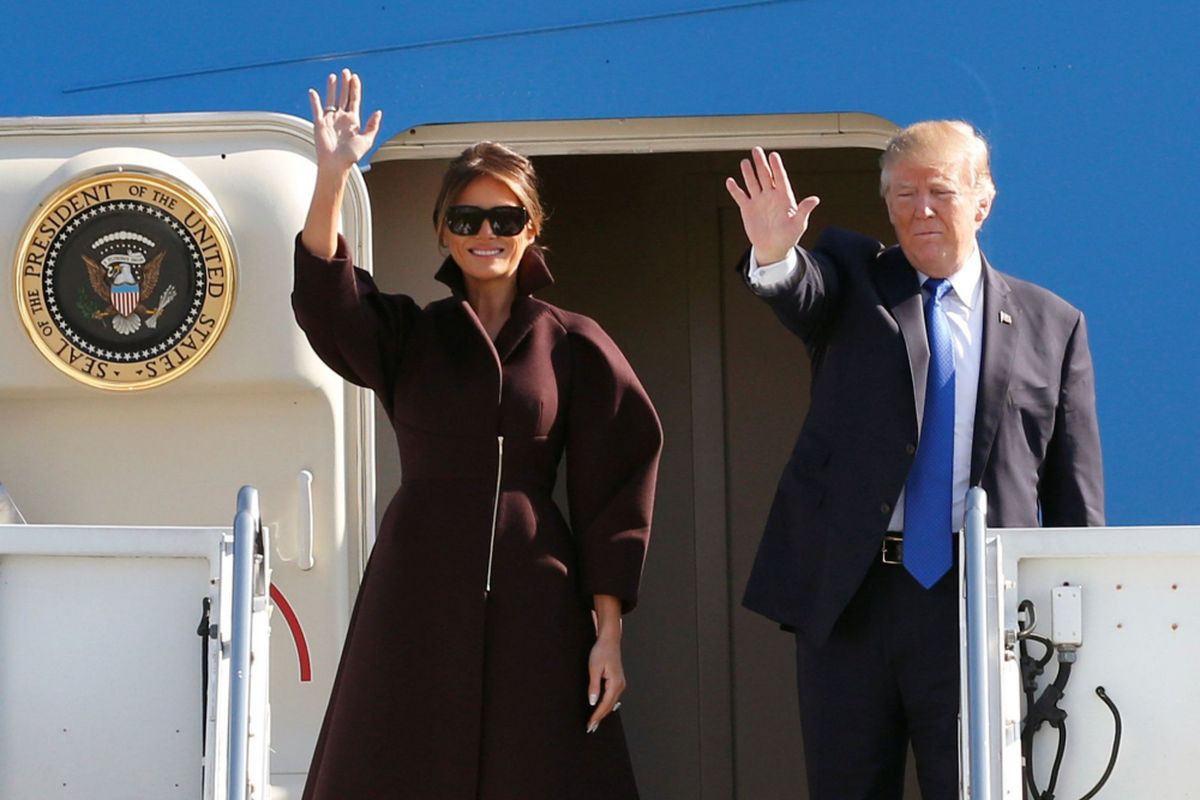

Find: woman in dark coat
<box><xmin>292</xmin><ymin>69</ymin><xmax>663</xmax><ymax>800</ymax></box>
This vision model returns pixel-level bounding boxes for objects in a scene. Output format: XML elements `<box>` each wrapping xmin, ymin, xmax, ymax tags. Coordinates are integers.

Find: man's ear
<box><xmin>975</xmin><ymin>191</ymin><xmax>994</xmax><ymax>227</ymax></box>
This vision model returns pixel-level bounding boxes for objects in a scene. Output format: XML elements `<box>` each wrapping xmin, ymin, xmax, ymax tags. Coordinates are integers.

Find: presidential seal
<box><xmin>15</xmin><ymin>171</ymin><xmax>235</xmax><ymax>390</ymax></box>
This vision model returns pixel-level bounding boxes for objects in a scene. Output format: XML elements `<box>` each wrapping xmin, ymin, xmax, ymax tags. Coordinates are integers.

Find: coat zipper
<box><xmin>484</xmin><ymin>434</ymin><xmax>504</xmax><ymax>595</ymax></box>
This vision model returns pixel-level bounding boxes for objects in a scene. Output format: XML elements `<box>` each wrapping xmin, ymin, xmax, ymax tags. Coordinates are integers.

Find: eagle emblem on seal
<box><xmin>81</xmin><ymin>231</ymin><xmax>178</xmax><ymax>335</ymax></box>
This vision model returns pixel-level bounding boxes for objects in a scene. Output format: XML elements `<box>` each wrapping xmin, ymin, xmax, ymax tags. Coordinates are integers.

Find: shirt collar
<box><xmin>915</xmin><ymin>244</ymin><xmax>983</xmax><ymax>311</ymax></box>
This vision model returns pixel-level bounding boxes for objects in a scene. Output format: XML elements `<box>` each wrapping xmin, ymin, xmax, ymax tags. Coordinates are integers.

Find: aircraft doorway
<box><xmin>363</xmin><ymin>117</ymin><xmax>915</xmax><ymax>799</ymax></box>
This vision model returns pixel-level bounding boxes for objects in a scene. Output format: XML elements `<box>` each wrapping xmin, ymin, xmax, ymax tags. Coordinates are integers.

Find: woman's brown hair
<box><xmin>432</xmin><ymin>141</ymin><xmax>546</xmax><ymax>249</ymax></box>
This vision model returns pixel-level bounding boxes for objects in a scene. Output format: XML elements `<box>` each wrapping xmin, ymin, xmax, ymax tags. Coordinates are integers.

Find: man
<box><xmin>724</xmin><ymin>121</ymin><xmax>1104</xmax><ymax>800</ymax></box>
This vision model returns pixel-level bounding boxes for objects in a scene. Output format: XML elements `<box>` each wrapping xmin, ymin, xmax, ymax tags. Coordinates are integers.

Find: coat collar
<box><xmin>433</xmin><ymin>247</ymin><xmax>555</xmax><ymax>298</ymax></box>
<box><xmin>436</xmin><ymin>248</ymin><xmax>554</xmax><ymax>365</ymax></box>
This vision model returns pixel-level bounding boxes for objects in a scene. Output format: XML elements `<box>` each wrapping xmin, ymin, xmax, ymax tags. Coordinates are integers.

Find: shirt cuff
<box><xmin>748</xmin><ymin>248</ymin><xmax>799</xmax><ymax>289</ymax></box>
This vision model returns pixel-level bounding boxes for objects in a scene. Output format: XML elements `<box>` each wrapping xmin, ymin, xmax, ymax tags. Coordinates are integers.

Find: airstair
<box><xmin>961</xmin><ymin>488</ymin><xmax>1200</xmax><ymax>798</ymax></box>
<box><xmin>0</xmin><ymin>487</ymin><xmax>271</xmax><ymax>799</ymax></box>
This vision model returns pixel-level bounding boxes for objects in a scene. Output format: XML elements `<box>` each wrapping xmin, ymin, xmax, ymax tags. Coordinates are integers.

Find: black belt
<box><xmin>883</xmin><ymin>531</ymin><xmax>961</xmax><ymax>565</ymax></box>
<box><xmin>881</xmin><ymin>533</ymin><xmax>904</xmax><ymax>565</ymax></box>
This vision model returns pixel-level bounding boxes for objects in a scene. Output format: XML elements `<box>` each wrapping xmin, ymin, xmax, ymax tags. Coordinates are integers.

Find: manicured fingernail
<box><xmin>589</xmin><ymin>693</ymin><xmax>598</xmax><ymax>706</ymax></box>
<box><xmin>613</xmin><ymin>702</ymin><xmax>622</xmax><ymax>712</ymax></box>
<box><xmin>587</xmin><ymin>722</ymin><xmax>599</xmax><ymax>734</ymax></box>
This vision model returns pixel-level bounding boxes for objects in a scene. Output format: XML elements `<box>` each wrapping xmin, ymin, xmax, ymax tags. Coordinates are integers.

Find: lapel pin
<box><xmin>999</xmin><ymin>311</ymin><xmax>1013</xmax><ymax>325</ymax></box>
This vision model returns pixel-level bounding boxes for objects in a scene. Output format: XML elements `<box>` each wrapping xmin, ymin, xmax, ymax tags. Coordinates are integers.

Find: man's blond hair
<box><xmin>879</xmin><ymin>120</ymin><xmax>996</xmax><ymax>202</ymax></box>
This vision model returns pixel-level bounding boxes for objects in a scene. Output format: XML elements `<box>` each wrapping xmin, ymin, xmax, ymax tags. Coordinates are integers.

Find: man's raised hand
<box><xmin>725</xmin><ymin>147</ymin><xmax>820</xmax><ymax>264</ymax></box>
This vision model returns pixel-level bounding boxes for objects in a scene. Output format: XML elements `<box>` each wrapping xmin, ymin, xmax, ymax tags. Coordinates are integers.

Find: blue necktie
<box><xmin>904</xmin><ymin>278</ymin><xmax>955</xmax><ymax>588</ymax></box>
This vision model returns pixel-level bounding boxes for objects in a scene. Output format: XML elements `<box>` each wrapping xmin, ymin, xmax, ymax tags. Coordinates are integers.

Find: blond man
<box><xmin>726</xmin><ymin>121</ymin><xmax>1103</xmax><ymax>799</ymax></box>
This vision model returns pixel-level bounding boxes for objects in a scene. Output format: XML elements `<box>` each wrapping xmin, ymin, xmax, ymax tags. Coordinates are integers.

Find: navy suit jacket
<box><xmin>742</xmin><ymin>227</ymin><xmax>1105</xmax><ymax>645</ymax></box>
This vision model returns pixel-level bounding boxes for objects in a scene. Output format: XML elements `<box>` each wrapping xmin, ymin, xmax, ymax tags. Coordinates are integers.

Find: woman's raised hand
<box><xmin>725</xmin><ymin>147</ymin><xmax>820</xmax><ymax>264</ymax></box>
<box><xmin>301</xmin><ymin>69</ymin><xmax>381</xmax><ymax>258</ymax></box>
<box><xmin>308</xmin><ymin>69</ymin><xmax>382</xmax><ymax>174</ymax></box>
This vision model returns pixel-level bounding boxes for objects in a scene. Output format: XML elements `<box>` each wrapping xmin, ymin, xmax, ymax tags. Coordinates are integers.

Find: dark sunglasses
<box><xmin>445</xmin><ymin>205</ymin><xmax>529</xmax><ymax>237</ymax></box>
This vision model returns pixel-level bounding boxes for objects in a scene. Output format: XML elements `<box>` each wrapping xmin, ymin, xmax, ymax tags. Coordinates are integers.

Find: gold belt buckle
<box><xmin>882</xmin><ymin>534</ymin><xmax>904</xmax><ymax>565</ymax></box>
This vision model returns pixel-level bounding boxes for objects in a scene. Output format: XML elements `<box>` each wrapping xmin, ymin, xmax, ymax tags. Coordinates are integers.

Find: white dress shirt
<box><xmin>748</xmin><ymin>246</ymin><xmax>984</xmax><ymax>531</ymax></box>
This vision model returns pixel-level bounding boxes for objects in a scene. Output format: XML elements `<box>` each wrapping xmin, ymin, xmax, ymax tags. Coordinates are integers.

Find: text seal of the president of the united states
<box><xmin>15</xmin><ymin>170</ymin><xmax>236</xmax><ymax>390</ymax></box>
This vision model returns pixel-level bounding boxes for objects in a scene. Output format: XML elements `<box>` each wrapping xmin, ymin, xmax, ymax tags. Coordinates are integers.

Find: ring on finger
<box><xmin>325</xmin><ymin>105</ymin><xmax>337</xmax><ymax>112</ymax></box>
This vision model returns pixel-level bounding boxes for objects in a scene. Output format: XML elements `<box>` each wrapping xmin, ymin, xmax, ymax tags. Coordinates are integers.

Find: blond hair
<box><xmin>880</xmin><ymin>120</ymin><xmax>996</xmax><ymax>202</ymax></box>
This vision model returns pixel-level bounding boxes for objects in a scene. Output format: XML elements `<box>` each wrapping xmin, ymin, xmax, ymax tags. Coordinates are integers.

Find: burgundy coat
<box><xmin>292</xmin><ymin>236</ymin><xmax>662</xmax><ymax>800</ymax></box>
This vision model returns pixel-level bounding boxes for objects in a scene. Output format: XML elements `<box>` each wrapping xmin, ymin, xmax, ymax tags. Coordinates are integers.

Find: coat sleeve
<box><xmin>1039</xmin><ymin>311</ymin><xmax>1106</xmax><ymax>526</ymax></box>
<box><xmin>565</xmin><ymin>320</ymin><xmax>663</xmax><ymax>613</ymax></box>
<box><xmin>737</xmin><ymin>245</ymin><xmax>838</xmax><ymax>345</ymax></box>
<box><xmin>736</xmin><ymin>228</ymin><xmax>882</xmax><ymax>347</ymax></box>
<box><xmin>291</xmin><ymin>233</ymin><xmax>418</xmax><ymax>403</ymax></box>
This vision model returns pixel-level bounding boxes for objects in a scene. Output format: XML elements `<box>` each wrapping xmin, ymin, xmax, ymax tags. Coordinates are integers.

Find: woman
<box><xmin>292</xmin><ymin>69</ymin><xmax>662</xmax><ymax>799</ymax></box>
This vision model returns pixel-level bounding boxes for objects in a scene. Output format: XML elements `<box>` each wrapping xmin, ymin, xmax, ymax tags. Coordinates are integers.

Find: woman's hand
<box><xmin>301</xmin><ymin>68</ymin><xmax>382</xmax><ymax>259</ymax></box>
<box><xmin>308</xmin><ymin>69</ymin><xmax>382</xmax><ymax>175</ymax></box>
<box><xmin>586</xmin><ymin>594</ymin><xmax>626</xmax><ymax>733</ymax></box>
<box><xmin>725</xmin><ymin>146</ymin><xmax>820</xmax><ymax>264</ymax></box>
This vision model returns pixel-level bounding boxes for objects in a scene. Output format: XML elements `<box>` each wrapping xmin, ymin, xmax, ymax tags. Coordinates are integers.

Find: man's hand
<box><xmin>725</xmin><ymin>147</ymin><xmax>820</xmax><ymax>264</ymax></box>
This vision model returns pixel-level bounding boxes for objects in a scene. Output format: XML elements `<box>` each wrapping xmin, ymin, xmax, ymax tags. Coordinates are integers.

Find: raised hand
<box><xmin>307</xmin><ymin>69</ymin><xmax>382</xmax><ymax>175</ymax></box>
<box><xmin>301</xmin><ymin>69</ymin><xmax>382</xmax><ymax>258</ymax></box>
<box><xmin>725</xmin><ymin>147</ymin><xmax>820</xmax><ymax>264</ymax></box>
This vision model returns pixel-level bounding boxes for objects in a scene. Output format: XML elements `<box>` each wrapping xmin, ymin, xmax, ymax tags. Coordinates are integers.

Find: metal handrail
<box><xmin>965</xmin><ymin>486</ymin><xmax>992</xmax><ymax>799</ymax></box>
<box><xmin>227</xmin><ymin>486</ymin><xmax>260</xmax><ymax>800</ymax></box>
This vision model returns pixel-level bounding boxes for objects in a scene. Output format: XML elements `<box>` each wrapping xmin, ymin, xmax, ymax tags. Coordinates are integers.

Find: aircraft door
<box><xmin>0</xmin><ymin>112</ymin><xmax>373</xmax><ymax>798</ymax></box>
<box><xmin>362</xmin><ymin>118</ymin><xmax>914</xmax><ymax>799</ymax></box>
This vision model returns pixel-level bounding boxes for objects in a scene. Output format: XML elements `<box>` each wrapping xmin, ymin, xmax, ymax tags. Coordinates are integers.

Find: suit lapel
<box><xmin>970</xmin><ymin>256</ymin><xmax>1017</xmax><ymax>484</ymax></box>
<box><xmin>875</xmin><ymin>247</ymin><xmax>927</xmax><ymax>433</ymax></box>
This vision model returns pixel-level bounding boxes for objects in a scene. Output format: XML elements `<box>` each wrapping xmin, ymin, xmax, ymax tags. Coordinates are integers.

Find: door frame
<box><xmin>368</xmin><ymin>113</ymin><xmax>896</xmax><ymax>799</ymax></box>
